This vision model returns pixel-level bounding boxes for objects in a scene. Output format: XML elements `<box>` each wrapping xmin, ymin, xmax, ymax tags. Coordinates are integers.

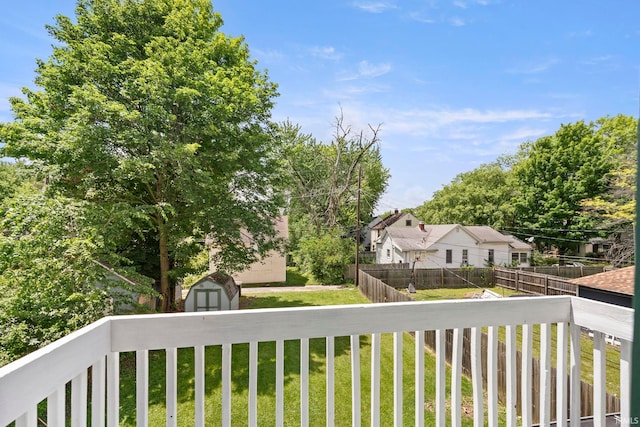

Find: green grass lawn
<box><xmin>117</xmin><ymin>289</ymin><xmax>506</xmax><ymax>426</ymax></box>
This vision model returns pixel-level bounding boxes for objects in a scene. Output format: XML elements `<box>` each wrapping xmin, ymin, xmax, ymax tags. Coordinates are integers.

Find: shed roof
<box><xmin>569</xmin><ymin>266</ymin><xmax>634</xmax><ymax>296</ymax></box>
<box><xmin>193</xmin><ymin>272</ymin><xmax>240</xmax><ymax>299</ymax></box>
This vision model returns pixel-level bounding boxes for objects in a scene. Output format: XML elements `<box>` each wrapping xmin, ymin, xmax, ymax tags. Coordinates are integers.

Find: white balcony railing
<box><xmin>0</xmin><ymin>296</ymin><xmax>633</xmax><ymax>427</ymax></box>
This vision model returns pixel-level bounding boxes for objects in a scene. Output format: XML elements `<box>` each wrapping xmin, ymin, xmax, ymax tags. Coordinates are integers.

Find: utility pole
<box><xmin>355</xmin><ymin>165</ymin><xmax>362</xmax><ymax>287</ymax></box>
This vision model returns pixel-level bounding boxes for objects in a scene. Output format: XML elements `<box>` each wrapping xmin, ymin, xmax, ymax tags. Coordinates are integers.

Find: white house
<box><xmin>375</xmin><ymin>223</ymin><xmax>532</xmax><ymax>268</ymax></box>
<box><xmin>369</xmin><ymin>209</ymin><xmax>421</xmax><ymax>252</ymax></box>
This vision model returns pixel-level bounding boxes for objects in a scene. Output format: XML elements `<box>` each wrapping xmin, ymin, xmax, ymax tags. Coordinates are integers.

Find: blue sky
<box><xmin>1</xmin><ymin>1</ymin><xmax>638</xmax><ymax>214</ymax></box>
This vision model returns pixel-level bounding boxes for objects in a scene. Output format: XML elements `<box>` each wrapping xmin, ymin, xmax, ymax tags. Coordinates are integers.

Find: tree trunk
<box><xmin>159</xmin><ymin>221</ymin><xmax>172</xmax><ymax>312</ymax></box>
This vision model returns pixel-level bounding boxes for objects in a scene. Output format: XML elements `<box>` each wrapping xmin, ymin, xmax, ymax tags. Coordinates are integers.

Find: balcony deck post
<box><xmin>351</xmin><ymin>334</ymin><xmax>362</xmax><ymax>427</ymax></box>
<box><xmin>415</xmin><ymin>330</ymin><xmax>425</xmax><ymax>427</ymax></box>
<box><xmin>471</xmin><ymin>327</ymin><xmax>484</xmax><ymax>427</ymax></box>
<box><xmin>47</xmin><ymin>385</ymin><xmax>65</xmax><ymax>427</ymax></box>
<box><xmin>451</xmin><ymin>328</ymin><xmax>463</xmax><ymax>427</ymax></box>
<box><xmin>393</xmin><ymin>331</ymin><xmax>403</xmax><ymax>427</ymax></box>
<box><xmin>300</xmin><ymin>338</ymin><xmax>309</xmax><ymax>427</ymax></box>
<box><xmin>106</xmin><ymin>352</ymin><xmax>119</xmax><ymax>427</ymax></box>
<box><xmin>505</xmin><ymin>325</ymin><xmax>517</xmax><ymax>427</ymax></box>
<box><xmin>194</xmin><ymin>345</ymin><xmax>205</xmax><ymax>427</ymax></box>
<box><xmin>569</xmin><ymin>322</ymin><xmax>581</xmax><ymax>426</ymax></box>
<box><xmin>371</xmin><ymin>332</ymin><xmax>381</xmax><ymax>427</ymax></box>
<box><xmin>71</xmin><ymin>370</ymin><xmax>88</xmax><ymax>427</ymax></box>
<box><xmin>435</xmin><ymin>329</ymin><xmax>446</xmax><ymax>427</ymax></box>
<box><xmin>136</xmin><ymin>350</ymin><xmax>149</xmax><ymax>427</ymax></box>
<box><xmin>521</xmin><ymin>324</ymin><xmax>532</xmax><ymax>426</ymax></box>
<box><xmin>556</xmin><ymin>322</ymin><xmax>568</xmax><ymax>427</ymax></box>
<box><xmin>593</xmin><ymin>331</ymin><xmax>606</xmax><ymax>426</ymax></box>
<box><xmin>248</xmin><ymin>341</ymin><xmax>258</xmax><ymax>427</ymax></box>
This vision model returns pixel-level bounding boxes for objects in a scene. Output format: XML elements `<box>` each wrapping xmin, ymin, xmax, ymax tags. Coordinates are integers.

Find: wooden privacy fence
<box><xmin>494</xmin><ymin>267</ymin><xmax>577</xmax><ymax>296</ymax></box>
<box><xmin>358</xmin><ymin>270</ymin><xmax>412</xmax><ymax>303</ymax></box>
<box><xmin>351</xmin><ymin>265</ymin><xmax>494</xmax><ymax>289</ymax></box>
<box><xmin>357</xmin><ymin>270</ymin><xmax>621</xmax><ymax>423</ymax></box>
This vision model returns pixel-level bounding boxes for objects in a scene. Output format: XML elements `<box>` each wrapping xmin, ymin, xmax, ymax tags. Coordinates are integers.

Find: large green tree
<box><xmin>512</xmin><ymin>117</ymin><xmax>626</xmax><ymax>257</ymax></box>
<box><xmin>1</xmin><ymin>0</ymin><xmax>283</xmax><ymax>310</ymax></box>
<box><xmin>414</xmin><ymin>160</ymin><xmax>516</xmax><ymax>228</ymax></box>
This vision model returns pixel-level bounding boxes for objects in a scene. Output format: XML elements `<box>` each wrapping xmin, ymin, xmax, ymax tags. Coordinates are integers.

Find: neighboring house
<box><xmin>370</xmin><ymin>209</ymin><xmax>421</xmax><ymax>252</ymax></box>
<box><xmin>184</xmin><ymin>272</ymin><xmax>240</xmax><ymax>312</ymax></box>
<box><xmin>94</xmin><ymin>261</ymin><xmax>156</xmax><ymax>313</ymax></box>
<box><xmin>361</xmin><ymin>216</ymin><xmax>383</xmax><ymax>251</ymax></box>
<box><xmin>375</xmin><ymin>224</ymin><xmax>532</xmax><ymax>268</ymax></box>
<box><xmin>578</xmin><ymin>237</ymin><xmax>613</xmax><ymax>258</ymax></box>
<box><xmin>570</xmin><ymin>266</ymin><xmax>633</xmax><ymax>308</ymax></box>
<box><xmin>210</xmin><ymin>216</ymin><xmax>288</xmax><ymax>285</ymax></box>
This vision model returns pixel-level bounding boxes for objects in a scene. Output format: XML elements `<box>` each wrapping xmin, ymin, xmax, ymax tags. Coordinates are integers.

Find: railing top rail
<box><xmin>0</xmin><ymin>318</ymin><xmax>111</xmax><ymax>426</ymax></box>
<box><xmin>570</xmin><ymin>296</ymin><xmax>634</xmax><ymax>341</ymax></box>
<box><xmin>109</xmin><ymin>296</ymin><xmax>573</xmax><ymax>351</ymax></box>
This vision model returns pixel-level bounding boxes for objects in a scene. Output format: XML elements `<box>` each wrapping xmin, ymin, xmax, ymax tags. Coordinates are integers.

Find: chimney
<box><xmin>418</xmin><ymin>221</ymin><xmax>425</xmax><ymax>232</ymax></box>
<box><xmin>394</xmin><ymin>208</ymin><xmax>399</xmax><ymax>215</ymax></box>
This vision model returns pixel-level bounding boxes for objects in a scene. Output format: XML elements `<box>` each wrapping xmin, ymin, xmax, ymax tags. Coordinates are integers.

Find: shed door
<box><xmin>194</xmin><ymin>288</ymin><xmax>221</xmax><ymax>311</ymax></box>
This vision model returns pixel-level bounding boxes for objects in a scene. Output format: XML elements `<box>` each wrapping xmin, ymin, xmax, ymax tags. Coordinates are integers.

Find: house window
<box><xmin>520</xmin><ymin>253</ymin><xmax>528</xmax><ymax>263</ymax></box>
<box><xmin>406</xmin><ymin>219</ymin><xmax>412</xmax><ymax>226</ymax></box>
<box><xmin>446</xmin><ymin>249</ymin><xmax>452</xmax><ymax>264</ymax></box>
<box><xmin>512</xmin><ymin>253</ymin><xmax>519</xmax><ymax>264</ymax></box>
<box><xmin>488</xmin><ymin>249</ymin><xmax>494</xmax><ymax>265</ymax></box>
<box><xmin>386</xmin><ymin>249</ymin><xmax>391</xmax><ymax>258</ymax></box>
<box><xmin>462</xmin><ymin>249</ymin><xmax>468</xmax><ymax>265</ymax></box>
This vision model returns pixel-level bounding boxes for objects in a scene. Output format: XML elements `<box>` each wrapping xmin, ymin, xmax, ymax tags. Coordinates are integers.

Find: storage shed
<box><xmin>184</xmin><ymin>272</ymin><xmax>240</xmax><ymax>312</ymax></box>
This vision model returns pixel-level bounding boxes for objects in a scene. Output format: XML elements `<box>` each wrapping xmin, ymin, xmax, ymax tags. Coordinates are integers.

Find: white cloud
<box><xmin>308</xmin><ymin>46</ymin><xmax>343</xmax><ymax>61</ymax></box>
<box><xmin>499</xmin><ymin>127</ymin><xmax>548</xmax><ymax>142</ymax></box>
<box><xmin>507</xmin><ymin>58</ymin><xmax>559</xmax><ymax>74</ymax></box>
<box><xmin>351</xmin><ymin>1</ymin><xmax>398</xmax><ymax>13</ymax></box>
<box><xmin>408</xmin><ymin>11</ymin><xmax>436</xmax><ymax>24</ymax></box>
<box><xmin>568</xmin><ymin>29</ymin><xmax>592</xmax><ymax>38</ymax></box>
<box><xmin>450</xmin><ymin>16</ymin><xmax>466</xmax><ymax>26</ymax></box>
<box><xmin>453</xmin><ymin>1</ymin><xmax>468</xmax><ymax>9</ymax></box>
<box><xmin>358</xmin><ymin>61</ymin><xmax>392</xmax><ymax>78</ymax></box>
<box><xmin>337</xmin><ymin>60</ymin><xmax>392</xmax><ymax>81</ymax></box>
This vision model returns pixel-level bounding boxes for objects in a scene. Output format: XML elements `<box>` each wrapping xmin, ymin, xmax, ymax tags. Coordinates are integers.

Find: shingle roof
<box><xmin>384</xmin><ymin>228</ymin><xmax>430</xmax><ymax>251</ymax></box>
<box><xmin>421</xmin><ymin>224</ymin><xmax>459</xmax><ymax>248</ymax></box>
<box><xmin>383</xmin><ymin>224</ymin><xmax>532</xmax><ymax>252</ymax></box>
<box><xmin>502</xmin><ymin>234</ymin><xmax>534</xmax><ymax>250</ymax></box>
<box><xmin>570</xmin><ymin>266</ymin><xmax>634</xmax><ymax>296</ymax></box>
<box><xmin>466</xmin><ymin>226</ymin><xmax>513</xmax><ymax>243</ymax></box>
<box><xmin>371</xmin><ymin>211</ymin><xmax>407</xmax><ymax>230</ymax></box>
<box><xmin>194</xmin><ymin>272</ymin><xmax>240</xmax><ymax>299</ymax></box>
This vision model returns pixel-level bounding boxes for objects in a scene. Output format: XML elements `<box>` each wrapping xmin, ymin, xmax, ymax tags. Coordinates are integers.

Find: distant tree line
<box><xmin>413</xmin><ymin>115</ymin><xmax>637</xmax><ymax>266</ymax></box>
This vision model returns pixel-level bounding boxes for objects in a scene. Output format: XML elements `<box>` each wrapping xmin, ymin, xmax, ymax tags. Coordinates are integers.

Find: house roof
<box><xmin>384</xmin><ymin>228</ymin><xmax>431</xmax><ymax>251</ymax></box>
<box><xmin>381</xmin><ymin>224</ymin><xmax>532</xmax><ymax>252</ymax></box>
<box><xmin>570</xmin><ymin>266</ymin><xmax>634</xmax><ymax>296</ymax></box>
<box><xmin>421</xmin><ymin>224</ymin><xmax>459</xmax><ymax>248</ymax></box>
<box><xmin>502</xmin><ymin>234</ymin><xmax>534</xmax><ymax>250</ymax></box>
<box><xmin>371</xmin><ymin>210</ymin><xmax>408</xmax><ymax>230</ymax></box>
<box><xmin>466</xmin><ymin>226</ymin><xmax>513</xmax><ymax>244</ymax></box>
